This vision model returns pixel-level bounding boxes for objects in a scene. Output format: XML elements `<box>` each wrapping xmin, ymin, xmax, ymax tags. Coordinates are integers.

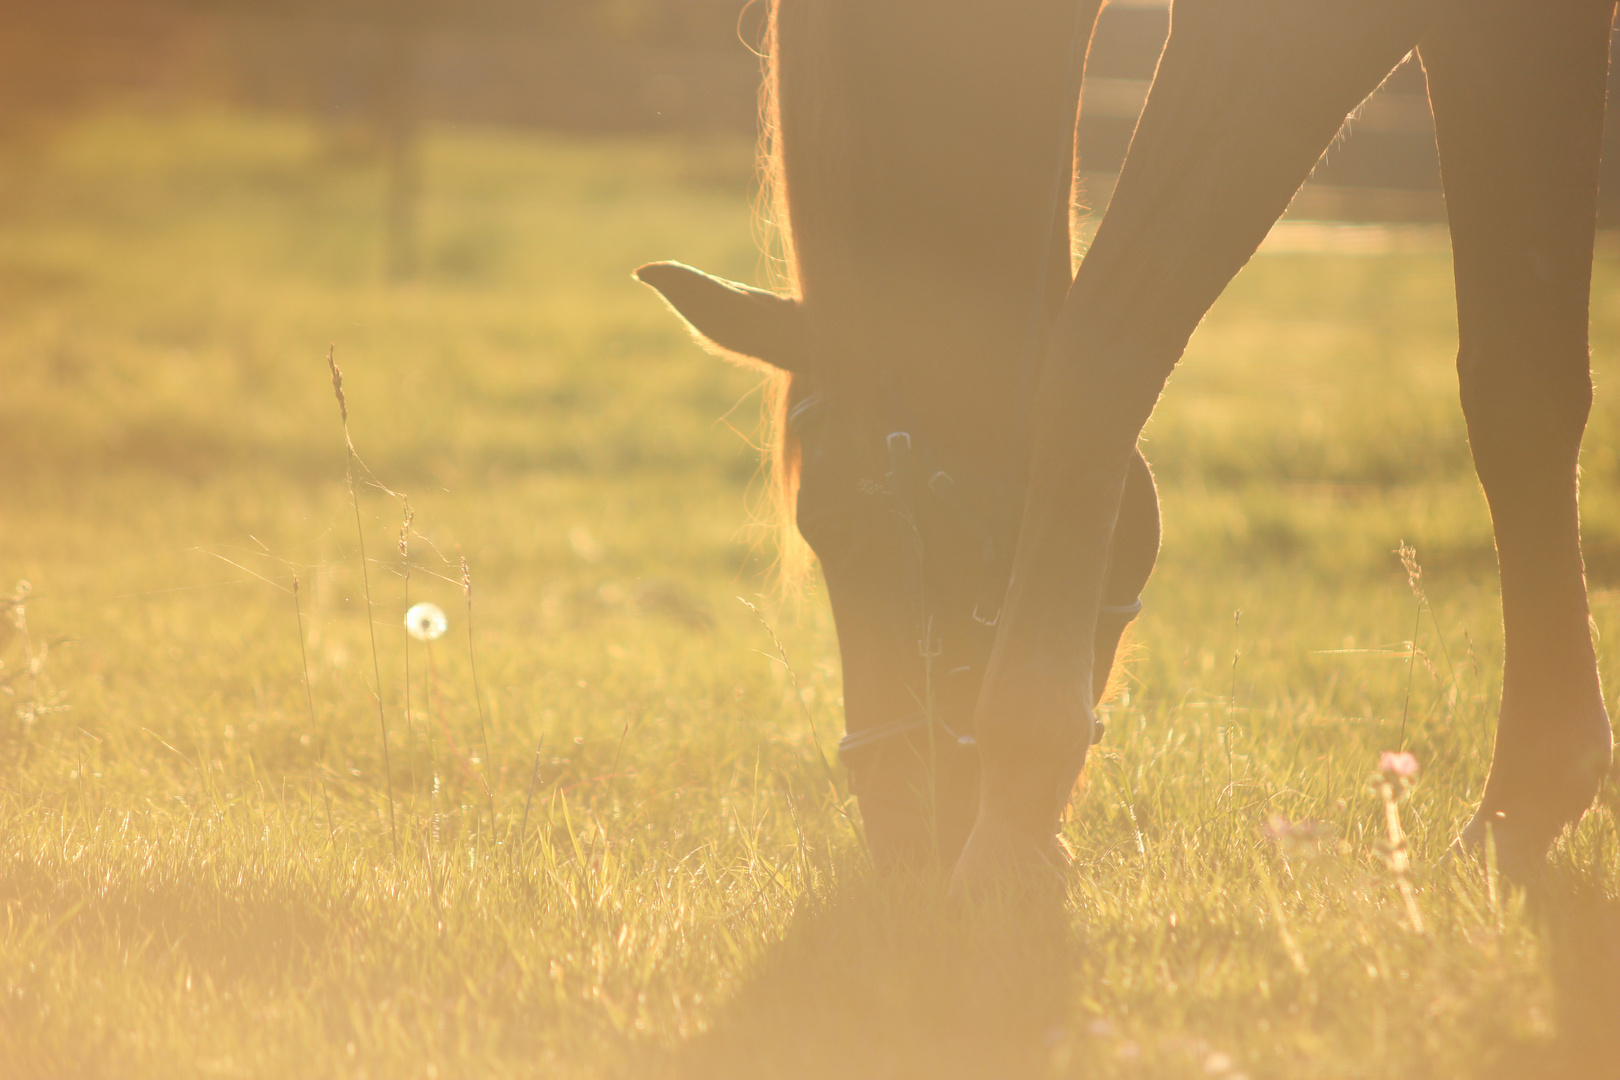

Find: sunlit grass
<box><xmin>1</xmin><ymin>107</ymin><xmax>1617</xmax><ymax>1079</ymax></box>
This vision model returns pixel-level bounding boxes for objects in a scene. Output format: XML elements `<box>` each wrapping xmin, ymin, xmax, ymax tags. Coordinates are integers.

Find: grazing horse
<box><xmin>640</xmin><ymin>0</ymin><xmax>1616</xmax><ymax>887</ymax></box>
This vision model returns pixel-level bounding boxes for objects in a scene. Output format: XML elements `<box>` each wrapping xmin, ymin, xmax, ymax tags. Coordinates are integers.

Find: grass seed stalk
<box><xmin>1396</xmin><ymin>542</ymin><xmax>1424</xmax><ymax>750</ymax></box>
<box><xmin>328</xmin><ymin>346</ymin><xmax>398</xmax><ymax>860</ymax></box>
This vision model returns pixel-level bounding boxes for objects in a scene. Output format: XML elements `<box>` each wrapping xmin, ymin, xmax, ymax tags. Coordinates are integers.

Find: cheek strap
<box><xmin>837</xmin><ymin>597</ymin><xmax>1143</xmax><ymax>760</ymax></box>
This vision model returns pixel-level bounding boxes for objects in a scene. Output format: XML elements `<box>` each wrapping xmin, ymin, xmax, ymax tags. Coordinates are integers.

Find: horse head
<box><xmin>637</xmin><ymin>260</ymin><xmax>1159</xmax><ymax>870</ymax></box>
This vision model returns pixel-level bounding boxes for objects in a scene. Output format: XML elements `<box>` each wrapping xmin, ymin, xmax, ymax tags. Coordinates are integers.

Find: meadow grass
<box><xmin>1</xmin><ymin>106</ymin><xmax>1618</xmax><ymax>1079</ymax></box>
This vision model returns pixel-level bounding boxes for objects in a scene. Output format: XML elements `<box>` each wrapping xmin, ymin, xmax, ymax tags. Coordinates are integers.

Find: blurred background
<box><xmin>8</xmin><ymin>0</ymin><xmax>1620</xmax><ymax>599</ymax></box>
<box><xmin>11</xmin><ymin>0</ymin><xmax>1620</xmax><ymax>236</ymax></box>
<box><xmin>9</xmin><ymin>0</ymin><xmax>1620</xmax><ymax>669</ymax></box>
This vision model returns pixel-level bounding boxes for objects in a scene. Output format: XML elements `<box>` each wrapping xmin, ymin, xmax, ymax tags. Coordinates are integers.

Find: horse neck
<box><xmin>771</xmin><ymin>0</ymin><xmax>1085</xmax><ymax>466</ymax></box>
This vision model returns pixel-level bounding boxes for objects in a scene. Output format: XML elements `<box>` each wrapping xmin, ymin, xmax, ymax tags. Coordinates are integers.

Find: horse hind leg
<box><xmin>1420</xmin><ymin>0</ymin><xmax>1617</xmax><ymax>874</ymax></box>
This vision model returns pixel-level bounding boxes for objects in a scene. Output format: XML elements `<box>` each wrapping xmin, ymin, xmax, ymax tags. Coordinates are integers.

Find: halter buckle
<box><xmin>885</xmin><ymin>431</ymin><xmax>913</xmax><ymax>473</ymax></box>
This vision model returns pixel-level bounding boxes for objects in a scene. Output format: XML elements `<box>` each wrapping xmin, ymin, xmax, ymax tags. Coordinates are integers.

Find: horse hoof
<box><xmin>1454</xmin><ymin>731</ymin><xmax>1614</xmax><ymax>880</ymax></box>
<box><xmin>947</xmin><ymin>818</ymin><xmax>1071</xmax><ymax>904</ymax></box>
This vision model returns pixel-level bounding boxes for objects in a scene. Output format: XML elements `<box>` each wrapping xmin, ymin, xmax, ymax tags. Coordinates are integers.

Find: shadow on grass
<box><xmin>672</xmin><ymin>857</ymin><xmax>1620</xmax><ymax>1080</ymax></box>
<box><xmin>673</xmin><ymin>876</ymin><xmax>1076</xmax><ymax>1080</ymax></box>
<box><xmin>0</xmin><ymin>850</ymin><xmax>344</xmax><ymax>985</ymax></box>
<box><xmin>1486</xmin><ymin>864</ymin><xmax>1620</xmax><ymax>1080</ymax></box>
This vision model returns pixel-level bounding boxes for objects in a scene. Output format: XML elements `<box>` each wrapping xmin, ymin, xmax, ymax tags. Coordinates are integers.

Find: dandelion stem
<box><xmin>425</xmin><ymin>640</ymin><xmax>439</xmax><ymax>849</ymax></box>
<box><xmin>400</xmin><ymin>504</ymin><xmax>417</xmax><ymax>803</ymax></box>
<box><xmin>462</xmin><ymin>557</ymin><xmax>497</xmax><ymax>834</ymax></box>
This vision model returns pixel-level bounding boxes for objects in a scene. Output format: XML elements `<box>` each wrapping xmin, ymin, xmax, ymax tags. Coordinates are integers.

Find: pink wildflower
<box><xmin>1379</xmin><ymin>750</ymin><xmax>1419</xmax><ymax>779</ymax></box>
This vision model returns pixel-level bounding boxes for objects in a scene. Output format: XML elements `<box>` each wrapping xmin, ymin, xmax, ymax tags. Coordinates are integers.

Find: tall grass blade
<box><xmin>328</xmin><ymin>345</ymin><xmax>398</xmax><ymax>860</ymax></box>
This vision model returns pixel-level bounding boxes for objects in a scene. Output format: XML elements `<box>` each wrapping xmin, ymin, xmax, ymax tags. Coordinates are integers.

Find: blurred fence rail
<box><xmin>3</xmin><ymin>0</ymin><xmax>1620</xmax><ymax>223</ymax></box>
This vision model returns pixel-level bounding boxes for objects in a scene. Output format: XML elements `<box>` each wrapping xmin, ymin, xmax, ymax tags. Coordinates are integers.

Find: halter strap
<box><xmin>1098</xmin><ymin>597</ymin><xmax>1143</xmax><ymax>618</ymax></box>
<box><xmin>883</xmin><ymin>424</ymin><xmax>1015</xmax><ymax>626</ymax></box>
<box><xmin>837</xmin><ymin>712</ymin><xmax>977</xmax><ymax>759</ymax></box>
<box><xmin>836</xmin><ymin>594</ymin><xmax>1144</xmax><ymax>760</ymax></box>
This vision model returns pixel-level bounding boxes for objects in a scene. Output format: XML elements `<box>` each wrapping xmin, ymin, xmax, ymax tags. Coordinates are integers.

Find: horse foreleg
<box><xmin>1421</xmin><ymin>0</ymin><xmax>1617</xmax><ymax>876</ymax></box>
<box><xmin>955</xmin><ymin>0</ymin><xmax>1439</xmax><ymax>893</ymax></box>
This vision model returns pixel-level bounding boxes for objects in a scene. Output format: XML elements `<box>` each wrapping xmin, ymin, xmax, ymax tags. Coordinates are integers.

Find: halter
<box><xmin>792</xmin><ymin>391</ymin><xmax>1144</xmax><ymax>763</ymax></box>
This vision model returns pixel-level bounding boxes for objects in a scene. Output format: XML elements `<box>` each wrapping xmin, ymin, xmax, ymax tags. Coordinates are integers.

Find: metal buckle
<box><xmin>885</xmin><ymin>430</ymin><xmax>912</xmax><ymax>464</ymax></box>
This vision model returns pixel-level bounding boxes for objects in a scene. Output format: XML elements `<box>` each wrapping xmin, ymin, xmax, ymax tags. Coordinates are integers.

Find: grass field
<box><xmin>2</xmin><ymin>107</ymin><xmax>1619</xmax><ymax>1080</ymax></box>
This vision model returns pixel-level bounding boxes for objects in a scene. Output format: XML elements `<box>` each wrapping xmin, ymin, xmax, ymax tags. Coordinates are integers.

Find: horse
<box><xmin>638</xmin><ymin>0</ymin><xmax>1617</xmax><ymax>890</ymax></box>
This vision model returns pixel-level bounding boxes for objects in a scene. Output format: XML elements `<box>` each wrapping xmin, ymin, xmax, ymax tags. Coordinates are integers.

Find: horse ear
<box><xmin>635</xmin><ymin>261</ymin><xmax>810</xmax><ymax>374</ymax></box>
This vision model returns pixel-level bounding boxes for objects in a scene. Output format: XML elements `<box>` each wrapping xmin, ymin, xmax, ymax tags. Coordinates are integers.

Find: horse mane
<box><xmin>753</xmin><ymin>0</ymin><xmax>809</xmax><ymax>585</ymax></box>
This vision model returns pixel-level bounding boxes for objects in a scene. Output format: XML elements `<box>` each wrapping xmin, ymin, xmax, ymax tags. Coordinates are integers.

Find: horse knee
<box><xmin>1457</xmin><ymin>340</ymin><xmax>1591</xmax><ymax>482</ymax></box>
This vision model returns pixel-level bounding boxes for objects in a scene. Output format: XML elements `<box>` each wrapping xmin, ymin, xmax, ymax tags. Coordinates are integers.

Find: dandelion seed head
<box><xmin>405</xmin><ymin>601</ymin><xmax>447</xmax><ymax>642</ymax></box>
